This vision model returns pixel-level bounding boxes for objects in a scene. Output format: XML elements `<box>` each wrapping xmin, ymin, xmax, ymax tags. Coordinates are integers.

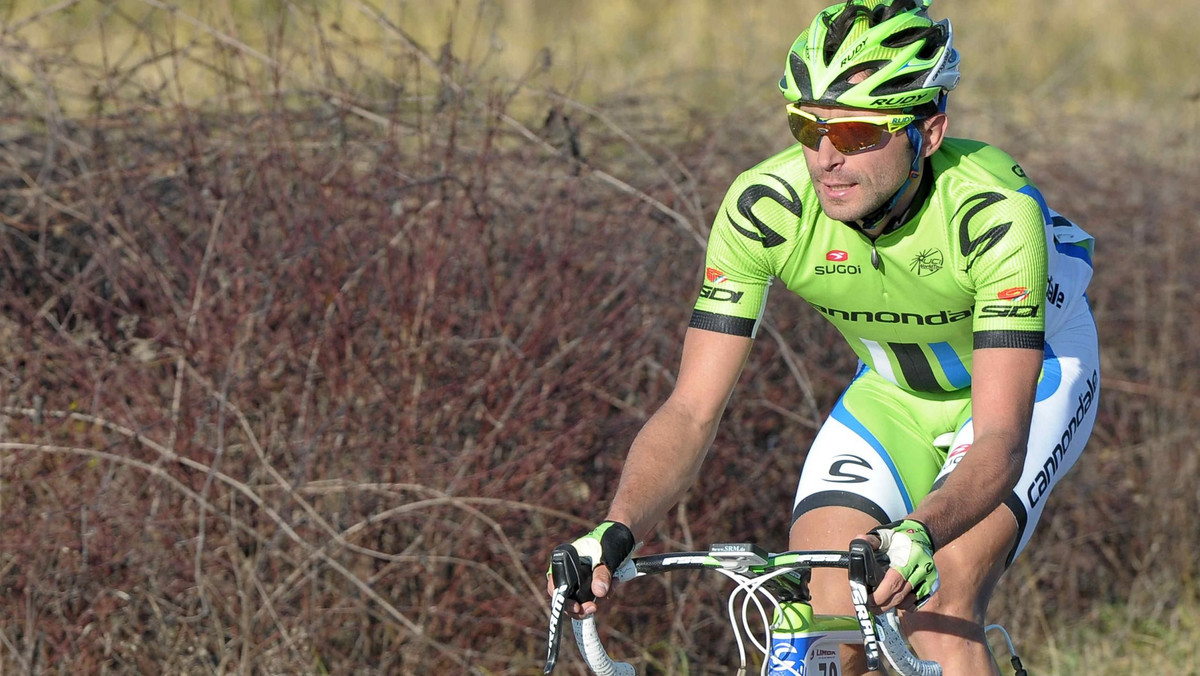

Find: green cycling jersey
<box><xmin>691</xmin><ymin>138</ymin><xmax>1092</xmax><ymax>394</ymax></box>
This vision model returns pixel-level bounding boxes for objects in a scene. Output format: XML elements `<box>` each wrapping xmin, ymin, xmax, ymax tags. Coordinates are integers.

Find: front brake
<box><xmin>545</xmin><ymin>545</ymin><xmax>593</xmax><ymax>673</ymax></box>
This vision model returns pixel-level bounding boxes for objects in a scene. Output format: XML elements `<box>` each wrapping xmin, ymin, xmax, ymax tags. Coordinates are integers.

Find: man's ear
<box><xmin>919</xmin><ymin>112</ymin><xmax>949</xmax><ymax>157</ymax></box>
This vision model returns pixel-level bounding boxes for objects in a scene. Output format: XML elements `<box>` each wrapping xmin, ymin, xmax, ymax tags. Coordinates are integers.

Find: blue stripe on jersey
<box><xmin>831</xmin><ymin>398</ymin><xmax>914</xmax><ymax>512</ymax></box>
<box><xmin>930</xmin><ymin>341</ymin><xmax>972</xmax><ymax>389</ymax></box>
<box><xmin>1018</xmin><ymin>185</ymin><xmax>1050</xmax><ymax>220</ymax></box>
<box><xmin>1021</xmin><ymin>185</ymin><xmax>1094</xmax><ymax>267</ymax></box>
<box><xmin>1056</xmin><ymin>240</ymin><xmax>1093</xmax><ymax>266</ymax></box>
<box><xmin>1035</xmin><ymin>340</ymin><xmax>1061</xmax><ymax>403</ymax></box>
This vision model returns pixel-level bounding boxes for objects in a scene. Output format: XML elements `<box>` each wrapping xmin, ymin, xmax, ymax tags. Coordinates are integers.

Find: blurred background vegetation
<box><xmin>0</xmin><ymin>1</ymin><xmax>1197</xmax><ymax>674</ymax></box>
<box><xmin>5</xmin><ymin>0</ymin><xmax>1198</xmax><ymax>113</ymax></box>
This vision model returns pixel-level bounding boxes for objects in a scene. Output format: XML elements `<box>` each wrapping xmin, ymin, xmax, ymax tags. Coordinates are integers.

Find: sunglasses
<box><xmin>786</xmin><ymin>104</ymin><xmax>919</xmax><ymax>155</ymax></box>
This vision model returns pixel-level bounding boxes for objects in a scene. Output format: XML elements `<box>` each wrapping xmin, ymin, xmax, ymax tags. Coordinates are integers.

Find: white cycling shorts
<box><xmin>791</xmin><ymin>304</ymin><xmax>1099</xmax><ymax>565</ymax></box>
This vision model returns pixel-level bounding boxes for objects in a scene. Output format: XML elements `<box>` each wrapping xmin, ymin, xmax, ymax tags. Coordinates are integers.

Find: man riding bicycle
<box><xmin>549</xmin><ymin>1</ymin><xmax>1099</xmax><ymax>673</ymax></box>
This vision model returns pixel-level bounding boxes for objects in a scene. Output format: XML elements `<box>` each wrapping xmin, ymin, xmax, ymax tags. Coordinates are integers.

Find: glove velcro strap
<box><xmin>593</xmin><ymin>521</ymin><xmax>636</xmax><ymax>571</ymax></box>
<box><xmin>570</xmin><ymin>521</ymin><xmax>637</xmax><ymax>573</ymax></box>
<box><xmin>869</xmin><ymin>518</ymin><xmax>940</xmax><ymax>605</ymax></box>
<box><xmin>870</xmin><ymin>518</ymin><xmax>938</xmax><ymax>553</ymax></box>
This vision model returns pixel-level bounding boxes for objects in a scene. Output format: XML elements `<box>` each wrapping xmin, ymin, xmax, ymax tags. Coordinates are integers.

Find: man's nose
<box><xmin>815</xmin><ymin>133</ymin><xmax>845</xmax><ymax>170</ymax></box>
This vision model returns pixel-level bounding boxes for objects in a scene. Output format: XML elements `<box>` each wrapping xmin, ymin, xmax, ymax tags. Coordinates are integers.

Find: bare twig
<box><xmin>0</xmin><ymin>416</ymin><xmax>475</xmax><ymax>671</ymax></box>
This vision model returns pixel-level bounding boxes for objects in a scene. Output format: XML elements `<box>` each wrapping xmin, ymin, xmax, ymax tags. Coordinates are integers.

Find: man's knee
<box><xmin>900</xmin><ymin>524</ymin><xmax>1015</xmax><ymax>675</ymax></box>
<box><xmin>912</xmin><ymin>584</ymin><xmax>986</xmax><ymax>626</ymax></box>
<box><xmin>789</xmin><ymin>507</ymin><xmax>883</xmax><ymax>615</ymax></box>
<box><xmin>928</xmin><ymin>507</ymin><xmax>1017</xmax><ymax>613</ymax></box>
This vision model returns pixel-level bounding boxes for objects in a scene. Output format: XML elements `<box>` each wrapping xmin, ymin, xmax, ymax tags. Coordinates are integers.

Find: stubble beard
<box><xmin>810</xmin><ymin>163</ymin><xmax>910</xmax><ymax>224</ymax></box>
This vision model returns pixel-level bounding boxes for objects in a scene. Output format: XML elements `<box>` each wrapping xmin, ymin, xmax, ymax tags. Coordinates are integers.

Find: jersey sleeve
<box><xmin>688</xmin><ymin>173</ymin><xmax>781</xmax><ymax>338</ymax></box>
<box><xmin>959</xmin><ymin>190</ymin><xmax>1049</xmax><ymax>350</ymax></box>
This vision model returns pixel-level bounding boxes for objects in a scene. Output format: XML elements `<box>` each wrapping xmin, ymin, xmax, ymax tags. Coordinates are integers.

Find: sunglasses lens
<box><xmin>787</xmin><ymin>109</ymin><xmax>891</xmax><ymax>154</ymax></box>
<box><xmin>829</xmin><ymin>122</ymin><xmax>888</xmax><ymax>154</ymax></box>
<box><xmin>787</xmin><ymin>112</ymin><xmax>823</xmax><ymax>150</ymax></box>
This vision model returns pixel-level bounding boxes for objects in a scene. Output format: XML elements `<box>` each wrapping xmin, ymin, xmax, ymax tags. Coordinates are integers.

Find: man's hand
<box><xmin>864</xmin><ymin>519</ymin><xmax>939</xmax><ymax>611</ymax></box>
<box><xmin>545</xmin><ymin>521</ymin><xmax>636</xmax><ymax>617</ymax></box>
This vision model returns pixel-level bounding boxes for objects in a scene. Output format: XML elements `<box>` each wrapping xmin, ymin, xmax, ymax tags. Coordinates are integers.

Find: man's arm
<box><xmin>605</xmin><ymin>327</ymin><xmax>754</xmax><ymax>540</ymax></box>
<box><xmin>868</xmin><ymin>345</ymin><xmax>1041</xmax><ymax>610</ymax></box>
<box><xmin>909</xmin><ymin>345</ymin><xmax>1041</xmax><ymax>546</ymax></box>
<box><xmin>557</xmin><ymin>327</ymin><xmax>752</xmax><ymax>615</ymax></box>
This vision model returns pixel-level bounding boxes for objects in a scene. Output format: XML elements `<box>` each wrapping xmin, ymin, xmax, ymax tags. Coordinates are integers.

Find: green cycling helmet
<box><xmin>779</xmin><ymin>0</ymin><xmax>960</xmax><ymax>110</ymax></box>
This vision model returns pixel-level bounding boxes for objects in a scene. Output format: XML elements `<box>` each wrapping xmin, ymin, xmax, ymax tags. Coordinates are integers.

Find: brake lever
<box><xmin>544</xmin><ymin>545</ymin><xmax>593</xmax><ymax>673</ymax></box>
<box><xmin>848</xmin><ymin>539</ymin><xmax>889</xmax><ymax>672</ymax></box>
<box><xmin>544</xmin><ymin>582</ymin><xmax>567</xmax><ymax>674</ymax></box>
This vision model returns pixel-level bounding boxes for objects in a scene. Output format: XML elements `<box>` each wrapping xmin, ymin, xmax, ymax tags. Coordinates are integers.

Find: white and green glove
<box><xmin>570</xmin><ymin>522</ymin><xmax>635</xmax><ymax>568</ymax></box>
<box><xmin>871</xmin><ymin>519</ymin><xmax>939</xmax><ymax>605</ymax></box>
<box><xmin>550</xmin><ymin>521</ymin><xmax>637</xmax><ymax>602</ymax></box>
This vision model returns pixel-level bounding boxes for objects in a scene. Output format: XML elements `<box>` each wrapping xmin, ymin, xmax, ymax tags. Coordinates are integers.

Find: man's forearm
<box><xmin>604</xmin><ymin>400</ymin><xmax>720</xmax><ymax>541</ymax></box>
<box><xmin>910</xmin><ymin>432</ymin><xmax>1026</xmax><ymax>549</ymax></box>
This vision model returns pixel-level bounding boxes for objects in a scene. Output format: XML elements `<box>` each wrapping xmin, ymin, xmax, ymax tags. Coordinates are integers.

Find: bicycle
<box><xmin>544</xmin><ymin>539</ymin><xmax>1028</xmax><ymax>676</ymax></box>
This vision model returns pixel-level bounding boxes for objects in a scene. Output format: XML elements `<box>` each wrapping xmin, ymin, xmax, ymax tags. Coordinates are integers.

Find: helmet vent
<box><xmin>872</xmin><ymin>0</ymin><xmax>922</xmax><ymax>24</ymax></box>
<box><xmin>882</xmin><ymin>25</ymin><xmax>946</xmax><ymax>60</ymax></box>
<box><xmin>823</xmin><ymin>3</ymin><xmax>873</xmax><ymax>66</ymax></box>
<box><xmin>788</xmin><ymin>52</ymin><xmax>815</xmax><ymax>101</ymax></box>
<box><xmin>828</xmin><ymin>60</ymin><xmax>888</xmax><ymax>99</ymax></box>
<box><xmin>870</xmin><ymin>69</ymin><xmax>930</xmax><ymax>96</ymax></box>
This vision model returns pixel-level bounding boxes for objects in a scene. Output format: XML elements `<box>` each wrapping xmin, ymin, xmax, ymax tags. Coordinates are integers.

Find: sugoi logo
<box><xmin>826</xmin><ymin>250</ymin><xmax>849</xmax><ymax>262</ymax></box>
<box><xmin>815</xmin><ymin>263</ymin><xmax>862</xmax><ymax>276</ymax></box>
<box><xmin>943</xmin><ymin>443</ymin><xmax>971</xmax><ymax>473</ymax></box>
<box><xmin>998</xmin><ymin>287</ymin><xmax>1031</xmax><ymax>302</ymax></box>
<box><xmin>706</xmin><ymin>267</ymin><xmax>728</xmax><ymax>284</ymax></box>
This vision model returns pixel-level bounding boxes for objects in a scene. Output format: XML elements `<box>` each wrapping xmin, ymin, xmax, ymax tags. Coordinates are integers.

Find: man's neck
<box><xmin>853</xmin><ymin>163</ymin><xmax>930</xmax><ymax>238</ymax></box>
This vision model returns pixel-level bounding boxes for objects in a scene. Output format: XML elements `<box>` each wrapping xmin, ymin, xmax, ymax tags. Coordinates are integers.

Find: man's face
<box><xmin>799</xmin><ymin>104</ymin><xmax>917</xmax><ymax>223</ymax></box>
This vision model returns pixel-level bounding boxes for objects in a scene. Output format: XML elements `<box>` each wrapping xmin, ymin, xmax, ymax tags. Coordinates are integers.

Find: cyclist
<box><xmin>549</xmin><ymin>1</ymin><xmax>1098</xmax><ymax>674</ymax></box>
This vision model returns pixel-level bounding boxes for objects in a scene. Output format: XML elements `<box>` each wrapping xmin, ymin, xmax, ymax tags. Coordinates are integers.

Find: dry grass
<box><xmin>0</xmin><ymin>2</ymin><xmax>1197</xmax><ymax>674</ymax></box>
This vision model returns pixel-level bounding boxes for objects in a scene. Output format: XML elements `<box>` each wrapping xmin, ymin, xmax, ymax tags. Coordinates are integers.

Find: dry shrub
<box><xmin>993</xmin><ymin>134</ymin><xmax>1200</xmax><ymax>649</ymax></box>
<box><xmin>0</xmin><ymin>32</ymin><xmax>789</xmax><ymax>671</ymax></box>
<box><xmin>0</xmin><ymin>5</ymin><xmax>1196</xmax><ymax>675</ymax></box>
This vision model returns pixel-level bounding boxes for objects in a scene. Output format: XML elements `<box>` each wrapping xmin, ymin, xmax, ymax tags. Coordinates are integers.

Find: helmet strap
<box><xmin>906</xmin><ymin>124</ymin><xmax>925</xmax><ymax>177</ymax></box>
